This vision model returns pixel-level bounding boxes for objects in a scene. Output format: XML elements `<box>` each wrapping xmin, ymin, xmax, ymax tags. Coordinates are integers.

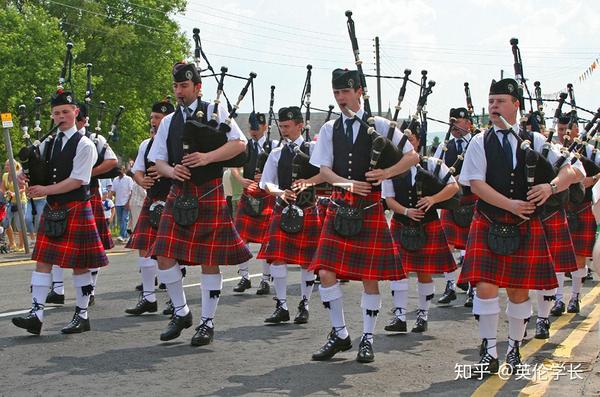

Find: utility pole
<box><xmin>375</xmin><ymin>36</ymin><xmax>382</xmax><ymax>116</ymax></box>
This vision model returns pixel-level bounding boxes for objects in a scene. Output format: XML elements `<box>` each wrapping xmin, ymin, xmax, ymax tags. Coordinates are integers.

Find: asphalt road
<box><xmin>0</xmin><ymin>245</ymin><xmax>598</xmax><ymax>396</ymax></box>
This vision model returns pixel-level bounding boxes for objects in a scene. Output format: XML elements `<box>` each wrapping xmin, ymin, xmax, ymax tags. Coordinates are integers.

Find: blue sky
<box><xmin>174</xmin><ymin>0</ymin><xmax>600</xmax><ymax>127</ymax></box>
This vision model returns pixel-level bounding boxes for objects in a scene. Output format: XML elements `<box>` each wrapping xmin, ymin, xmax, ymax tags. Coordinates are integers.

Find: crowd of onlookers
<box><xmin>0</xmin><ymin>159</ymin><xmax>146</xmax><ymax>253</ymax></box>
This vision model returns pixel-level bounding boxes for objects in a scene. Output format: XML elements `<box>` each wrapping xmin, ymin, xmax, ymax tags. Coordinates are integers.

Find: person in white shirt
<box><xmin>111</xmin><ymin>166</ymin><xmax>134</xmax><ymax>242</ymax></box>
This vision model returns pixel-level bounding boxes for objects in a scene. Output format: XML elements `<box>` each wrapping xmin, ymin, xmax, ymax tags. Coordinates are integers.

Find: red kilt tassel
<box><xmin>126</xmin><ymin>195</ymin><xmax>164</xmax><ymax>252</ymax></box>
<box><xmin>309</xmin><ymin>189</ymin><xmax>405</xmax><ymax>281</ymax></box>
<box><xmin>457</xmin><ymin>210</ymin><xmax>557</xmax><ymax>290</ymax></box>
<box><xmin>90</xmin><ymin>188</ymin><xmax>114</xmax><ymax>250</ymax></box>
<box><xmin>233</xmin><ymin>184</ymin><xmax>275</xmax><ymax>243</ymax></box>
<box><xmin>567</xmin><ymin>202</ymin><xmax>596</xmax><ymax>257</ymax></box>
<box><xmin>390</xmin><ymin>218</ymin><xmax>457</xmax><ymax>274</ymax></box>
<box><xmin>147</xmin><ymin>179</ymin><xmax>252</xmax><ymax>266</ymax></box>
<box><xmin>33</xmin><ymin>200</ymin><xmax>109</xmax><ymax>269</ymax></box>
<box><xmin>541</xmin><ymin>209</ymin><xmax>578</xmax><ymax>273</ymax></box>
<box><xmin>257</xmin><ymin>201</ymin><xmax>321</xmax><ymax>266</ymax></box>
<box><xmin>439</xmin><ymin>192</ymin><xmax>477</xmax><ymax>250</ymax></box>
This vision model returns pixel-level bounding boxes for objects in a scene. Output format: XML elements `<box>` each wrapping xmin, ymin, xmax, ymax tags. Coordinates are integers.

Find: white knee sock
<box><xmin>300</xmin><ymin>268</ymin><xmax>316</xmax><ymax>305</ymax></box>
<box><xmin>261</xmin><ymin>260</ymin><xmax>271</xmax><ymax>281</ymax></box>
<box><xmin>506</xmin><ymin>299</ymin><xmax>532</xmax><ymax>352</ymax></box>
<box><xmin>361</xmin><ymin>292</ymin><xmax>382</xmax><ymax>344</ymax></box>
<box><xmin>444</xmin><ymin>270</ymin><xmax>457</xmax><ymax>285</ymax></box>
<box><xmin>390</xmin><ymin>279</ymin><xmax>409</xmax><ymax>321</ymax></box>
<box><xmin>537</xmin><ymin>289</ymin><xmax>556</xmax><ymax>321</ymax></box>
<box><xmin>319</xmin><ymin>283</ymin><xmax>348</xmax><ymax>339</ymax></box>
<box><xmin>139</xmin><ymin>257</ymin><xmax>158</xmax><ymax>303</ymax></box>
<box><xmin>158</xmin><ymin>266</ymin><xmax>189</xmax><ymax>317</ymax></box>
<box><xmin>51</xmin><ymin>265</ymin><xmax>64</xmax><ymax>294</ymax></box>
<box><xmin>270</xmin><ymin>264</ymin><xmax>288</xmax><ymax>310</ymax></box>
<box><xmin>555</xmin><ymin>272</ymin><xmax>565</xmax><ymax>302</ymax></box>
<box><xmin>31</xmin><ymin>271</ymin><xmax>52</xmax><ymax>321</ymax></box>
<box><xmin>473</xmin><ymin>296</ymin><xmax>500</xmax><ymax>358</ymax></box>
<box><xmin>73</xmin><ymin>272</ymin><xmax>93</xmax><ymax>319</ymax></box>
<box><xmin>238</xmin><ymin>260</ymin><xmax>250</xmax><ymax>279</ymax></box>
<box><xmin>200</xmin><ymin>273</ymin><xmax>223</xmax><ymax>328</ymax></box>
<box><xmin>571</xmin><ymin>268</ymin><xmax>586</xmax><ymax>297</ymax></box>
<box><xmin>89</xmin><ymin>268</ymin><xmax>99</xmax><ymax>296</ymax></box>
<box><xmin>417</xmin><ymin>282</ymin><xmax>435</xmax><ymax>320</ymax></box>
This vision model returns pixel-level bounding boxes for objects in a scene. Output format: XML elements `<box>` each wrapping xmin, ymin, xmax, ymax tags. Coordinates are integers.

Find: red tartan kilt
<box><xmin>390</xmin><ymin>218</ymin><xmax>457</xmax><ymax>274</ymax></box>
<box><xmin>439</xmin><ymin>193</ymin><xmax>477</xmax><ymax>249</ymax></box>
<box><xmin>457</xmin><ymin>210</ymin><xmax>557</xmax><ymax>290</ymax></box>
<box><xmin>567</xmin><ymin>202</ymin><xmax>596</xmax><ymax>257</ymax></box>
<box><xmin>126</xmin><ymin>195</ymin><xmax>164</xmax><ymax>252</ymax></box>
<box><xmin>257</xmin><ymin>202</ymin><xmax>321</xmax><ymax>266</ymax></box>
<box><xmin>317</xmin><ymin>197</ymin><xmax>330</xmax><ymax>228</ymax></box>
<box><xmin>233</xmin><ymin>185</ymin><xmax>275</xmax><ymax>243</ymax></box>
<box><xmin>309</xmin><ymin>190</ymin><xmax>405</xmax><ymax>281</ymax></box>
<box><xmin>90</xmin><ymin>188</ymin><xmax>114</xmax><ymax>250</ymax></box>
<box><xmin>147</xmin><ymin>179</ymin><xmax>252</xmax><ymax>266</ymax></box>
<box><xmin>33</xmin><ymin>200</ymin><xmax>108</xmax><ymax>269</ymax></box>
<box><xmin>542</xmin><ymin>209</ymin><xmax>578</xmax><ymax>273</ymax></box>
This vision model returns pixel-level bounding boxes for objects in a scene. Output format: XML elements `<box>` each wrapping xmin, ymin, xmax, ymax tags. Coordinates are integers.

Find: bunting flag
<box><xmin>579</xmin><ymin>58</ymin><xmax>600</xmax><ymax>82</ymax></box>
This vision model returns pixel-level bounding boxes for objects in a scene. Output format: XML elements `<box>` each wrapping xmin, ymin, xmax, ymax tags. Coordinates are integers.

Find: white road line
<box><xmin>0</xmin><ymin>307</ymin><xmax>57</xmax><ymax>318</ymax></box>
<box><xmin>183</xmin><ymin>273</ymin><xmax>263</xmax><ymax>288</ymax></box>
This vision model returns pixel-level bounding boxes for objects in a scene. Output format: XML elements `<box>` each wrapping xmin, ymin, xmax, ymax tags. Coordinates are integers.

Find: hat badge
<box><xmin>459</xmin><ymin>111</ymin><xmax>465</xmax><ymax>118</ymax></box>
<box><xmin>507</xmin><ymin>83</ymin><xmax>514</xmax><ymax>92</ymax></box>
<box><xmin>348</xmin><ymin>78</ymin><xmax>354</xmax><ymax>88</ymax></box>
<box><xmin>185</xmin><ymin>70</ymin><xmax>193</xmax><ymax>80</ymax></box>
<box><xmin>66</xmin><ymin>95</ymin><xmax>72</xmax><ymax>103</ymax></box>
<box><xmin>161</xmin><ymin>106</ymin><xmax>167</xmax><ymax>113</ymax></box>
<box><xmin>287</xmin><ymin>111</ymin><xmax>294</xmax><ymax>119</ymax></box>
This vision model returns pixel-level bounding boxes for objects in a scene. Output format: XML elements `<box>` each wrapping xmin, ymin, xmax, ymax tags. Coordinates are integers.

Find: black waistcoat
<box><xmin>243</xmin><ymin>139</ymin><xmax>260</xmax><ymax>180</ymax></box>
<box><xmin>391</xmin><ymin>161</ymin><xmax>439</xmax><ymax>223</ymax></box>
<box><xmin>144</xmin><ymin>138</ymin><xmax>172</xmax><ymax>199</ymax></box>
<box><xmin>47</xmin><ymin>132</ymin><xmax>89</xmax><ymax>205</ymax></box>
<box><xmin>477</xmin><ymin>128</ymin><xmax>528</xmax><ymax>216</ymax></box>
<box><xmin>443</xmin><ymin>138</ymin><xmax>459</xmax><ymax>168</ymax></box>
<box><xmin>277</xmin><ymin>142</ymin><xmax>310</xmax><ymax>190</ymax></box>
<box><xmin>166</xmin><ymin>100</ymin><xmax>223</xmax><ymax>186</ymax></box>
<box><xmin>331</xmin><ymin>115</ymin><xmax>380</xmax><ymax>192</ymax></box>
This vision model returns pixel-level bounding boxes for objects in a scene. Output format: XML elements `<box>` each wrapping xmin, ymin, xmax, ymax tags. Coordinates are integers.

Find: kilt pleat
<box><xmin>309</xmin><ymin>190</ymin><xmax>405</xmax><ymax>281</ymax></box>
<box><xmin>257</xmin><ymin>202</ymin><xmax>321</xmax><ymax>266</ymax></box>
<box><xmin>126</xmin><ymin>195</ymin><xmax>164</xmax><ymax>252</ymax></box>
<box><xmin>567</xmin><ymin>202</ymin><xmax>596</xmax><ymax>257</ymax></box>
<box><xmin>233</xmin><ymin>184</ymin><xmax>275</xmax><ymax>243</ymax></box>
<box><xmin>457</xmin><ymin>210</ymin><xmax>557</xmax><ymax>290</ymax></box>
<box><xmin>391</xmin><ymin>218</ymin><xmax>457</xmax><ymax>274</ymax></box>
<box><xmin>542</xmin><ymin>209</ymin><xmax>578</xmax><ymax>273</ymax></box>
<box><xmin>439</xmin><ymin>193</ymin><xmax>477</xmax><ymax>250</ymax></box>
<box><xmin>147</xmin><ymin>179</ymin><xmax>252</xmax><ymax>266</ymax></box>
<box><xmin>33</xmin><ymin>200</ymin><xmax>109</xmax><ymax>269</ymax></box>
<box><xmin>90</xmin><ymin>189</ymin><xmax>114</xmax><ymax>250</ymax></box>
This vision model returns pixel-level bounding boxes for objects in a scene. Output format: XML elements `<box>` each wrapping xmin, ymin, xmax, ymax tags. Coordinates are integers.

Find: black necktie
<box><xmin>345</xmin><ymin>119</ymin><xmax>355</xmax><ymax>146</ymax></box>
<box><xmin>456</xmin><ymin>139</ymin><xmax>463</xmax><ymax>155</ymax></box>
<box><xmin>254</xmin><ymin>140</ymin><xmax>260</xmax><ymax>154</ymax></box>
<box><xmin>499</xmin><ymin>130</ymin><xmax>513</xmax><ymax>170</ymax></box>
<box><xmin>288</xmin><ymin>142</ymin><xmax>296</xmax><ymax>155</ymax></box>
<box><xmin>52</xmin><ymin>132</ymin><xmax>65</xmax><ymax>160</ymax></box>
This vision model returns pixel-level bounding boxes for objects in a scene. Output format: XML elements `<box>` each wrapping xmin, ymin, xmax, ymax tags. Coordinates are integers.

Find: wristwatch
<box><xmin>550</xmin><ymin>182</ymin><xmax>558</xmax><ymax>194</ymax></box>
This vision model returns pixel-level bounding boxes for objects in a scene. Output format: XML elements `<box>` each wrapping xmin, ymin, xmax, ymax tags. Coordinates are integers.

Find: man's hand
<box><xmin>27</xmin><ymin>185</ymin><xmax>48</xmax><ymax>198</ymax></box>
<box><xmin>416</xmin><ymin>196</ymin><xmax>437</xmax><ymax>212</ymax></box>
<box><xmin>172</xmin><ymin>164</ymin><xmax>191</xmax><ymax>181</ymax></box>
<box><xmin>240</xmin><ymin>178</ymin><xmax>254</xmax><ymax>189</ymax></box>
<box><xmin>147</xmin><ymin>165</ymin><xmax>159</xmax><ymax>180</ymax></box>
<box><xmin>583</xmin><ymin>176</ymin><xmax>597</xmax><ymax>189</ymax></box>
<box><xmin>280</xmin><ymin>189</ymin><xmax>296</xmax><ymax>203</ymax></box>
<box><xmin>140</xmin><ymin>176</ymin><xmax>155</xmax><ymax>190</ymax></box>
<box><xmin>507</xmin><ymin>199</ymin><xmax>536</xmax><ymax>220</ymax></box>
<box><xmin>406</xmin><ymin>208</ymin><xmax>425</xmax><ymax>222</ymax></box>
<box><xmin>365</xmin><ymin>168</ymin><xmax>389</xmax><ymax>184</ymax></box>
<box><xmin>348</xmin><ymin>180</ymin><xmax>372</xmax><ymax>197</ymax></box>
<box><xmin>253</xmin><ymin>173</ymin><xmax>262</xmax><ymax>183</ymax></box>
<box><xmin>292</xmin><ymin>179</ymin><xmax>314</xmax><ymax>193</ymax></box>
<box><xmin>182</xmin><ymin>152</ymin><xmax>213</xmax><ymax>168</ymax></box>
<box><xmin>527</xmin><ymin>183</ymin><xmax>552</xmax><ymax>206</ymax></box>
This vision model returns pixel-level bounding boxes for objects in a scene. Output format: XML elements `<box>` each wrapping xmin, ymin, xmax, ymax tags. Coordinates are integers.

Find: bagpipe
<box><xmin>181</xmin><ymin>69</ymin><xmax>255</xmax><ymax>171</ymax></box>
<box><xmin>255</xmin><ymin>85</ymin><xmax>280</xmax><ymax>174</ymax></box>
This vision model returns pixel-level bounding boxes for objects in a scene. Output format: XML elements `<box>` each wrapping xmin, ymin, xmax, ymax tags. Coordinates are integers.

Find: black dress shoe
<box><xmin>567</xmin><ymin>296</ymin><xmax>580</xmax><ymax>313</ymax></box>
<box><xmin>160</xmin><ymin>311</ymin><xmax>193</xmax><ymax>341</ymax></box>
<box><xmin>265</xmin><ymin>299</ymin><xmax>290</xmax><ymax>324</ymax></box>
<box><xmin>384</xmin><ymin>316</ymin><xmax>407</xmax><ymax>332</ymax></box>
<box><xmin>464</xmin><ymin>286</ymin><xmax>475</xmax><ymax>308</ymax></box>
<box><xmin>356</xmin><ymin>335</ymin><xmax>375</xmax><ymax>363</ymax></box>
<box><xmin>190</xmin><ymin>321</ymin><xmax>215</xmax><ymax>346</ymax></box>
<box><xmin>256</xmin><ymin>280</ymin><xmax>270</xmax><ymax>295</ymax></box>
<box><xmin>61</xmin><ymin>308</ymin><xmax>91</xmax><ymax>334</ymax></box>
<box><xmin>534</xmin><ymin>318</ymin><xmax>550</xmax><ymax>339</ymax></box>
<box><xmin>437</xmin><ymin>281</ymin><xmax>457</xmax><ymax>304</ymax></box>
<box><xmin>163</xmin><ymin>299</ymin><xmax>174</xmax><ymax>316</ymax></box>
<box><xmin>46</xmin><ymin>290</ymin><xmax>65</xmax><ymax>304</ymax></box>
<box><xmin>88</xmin><ymin>295</ymin><xmax>95</xmax><ymax>306</ymax></box>
<box><xmin>585</xmin><ymin>268</ymin><xmax>593</xmax><ymax>281</ymax></box>
<box><xmin>12</xmin><ymin>312</ymin><xmax>43</xmax><ymax>335</ymax></box>
<box><xmin>311</xmin><ymin>328</ymin><xmax>352</xmax><ymax>361</ymax></box>
<box><xmin>233</xmin><ymin>277</ymin><xmax>251</xmax><ymax>293</ymax></box>
<box><xmin>125</xmin><ymin>298</ymin><xmax>158</xmax><ymax>315</ymax></box>
<box><xmin>293</xmin><ymin>299</ymin><xmax>309</xmax><ymax>324</ymax></box>
<box><xmin>471</xmin><ymin>339</ymin><xmax>499</xmax><ymax>378</ymax></box>
<box><xmin>136</xmin><ymin>277</ymin><xmax>158</xmax><ymax>291</ymax></box>
<box><xmin>505</xmin><ymin>342</ymin><xmax>523</xmax><ymax>375</ymax></box>
<box><xmin>411</xmin><ymin>313</ymin><xmax>428</xmax><ymax>333</ymax></box>
<box><xmin>550</xmin><ymin>300</ymin><xmax>565</xmax><ymax>316</ymax></box>
<box><xmin>456</xmin><ymin>282</ymin><xmax>470</xmax><ymax>292</ymax></box>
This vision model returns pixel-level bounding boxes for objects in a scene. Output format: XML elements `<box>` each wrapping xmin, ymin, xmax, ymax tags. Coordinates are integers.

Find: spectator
<box><xmin>111</xmin><ymin>165</ymin><xmax>134</xmax><ymax>242</ymax></box>
<box><xmin>127</xmin><ymin>170</ymin><xmax>146</xmax><ymax>233</ymax></box>
<box><xmin>102</xmin><ymin>189</ymin><xmax>116</xmax><ymax>230</ymax></box>
<box><xmin>1</xmin><ymin>160</ymin><xmax>29</xmax><ymax>251</ymax></box>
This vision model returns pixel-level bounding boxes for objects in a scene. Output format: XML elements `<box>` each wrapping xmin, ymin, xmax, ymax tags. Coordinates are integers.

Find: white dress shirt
<box><xmin>310</xmin><ymin>108</ymin><xmax>414</xmax><ymax>170</ymax></box>
<box><xmin>433</xmin><ymin>133</ymin><xmax>472</xmax><ymax>160</ymax></box>
<box><xmin>132</xmin><ymin>138</ymin><xmax>152</xmax><ymax>174</ymax></box>
<box><xmin>148</xmin><ymin>101</ymin><xmax>247</xmax><ymax>163</ymax></box>
<box><xmin>38</xmin><ymin>125</ymin><xmax>97</xmax><ymax>185</ymax></box>
<box><xmin>381</xmin><ymin>156</ymin><xmax>456</xmax><ymax>199</ymax></box>
<box><xmin>111</xmin><ymin>174</ymin><xmax>134</xmax><ymax>206</ymax></box>
<box><xmin>259</xmin><ymin>136</ymin><xmax>314</xmax><ymax>190</ymax></box>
